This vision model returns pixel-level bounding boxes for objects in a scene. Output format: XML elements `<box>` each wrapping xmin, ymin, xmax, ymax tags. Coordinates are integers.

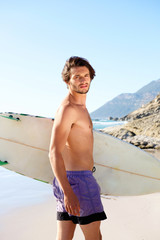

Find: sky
<box><xmin>0</xmin><ymin>0</ymin><xmax>160</xmax><ymax>118</ymax></box>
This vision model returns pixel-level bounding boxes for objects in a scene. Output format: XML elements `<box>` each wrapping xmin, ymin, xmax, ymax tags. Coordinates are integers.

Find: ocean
<box><xmin>92</xmin><ymin>119</ymin><xmax>126</xmax><ymax>130</ymax></box>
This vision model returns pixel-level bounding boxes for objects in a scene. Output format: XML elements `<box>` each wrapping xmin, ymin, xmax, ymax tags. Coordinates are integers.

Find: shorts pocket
<box><xmin>68</xmin><ymin>178</ymin><xmax>80</xmax><ymax>199</ymax></box>
<box><xmin>70</xmin><ymin>182</ymin><xmax>79</xmax><ymax>194</ymax></box>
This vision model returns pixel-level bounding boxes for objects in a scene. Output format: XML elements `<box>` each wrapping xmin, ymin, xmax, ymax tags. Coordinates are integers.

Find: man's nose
<box><xmin>79</xmin><ymin>76</ymin><xmax>85</xmax><ymax>82</ymax></box>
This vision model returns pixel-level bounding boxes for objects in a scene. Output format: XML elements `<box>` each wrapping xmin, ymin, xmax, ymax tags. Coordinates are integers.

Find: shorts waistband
<box><xmin>66</xmin><ymin>170</ymin><xmax>93</xmax><ymax>176</ymax></box>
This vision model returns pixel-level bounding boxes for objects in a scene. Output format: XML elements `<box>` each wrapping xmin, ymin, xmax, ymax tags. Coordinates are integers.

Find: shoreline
<box><xmin>100</xmin><ymin>124</ymin><xmax>160</xmax><ymax>153</ymax></box>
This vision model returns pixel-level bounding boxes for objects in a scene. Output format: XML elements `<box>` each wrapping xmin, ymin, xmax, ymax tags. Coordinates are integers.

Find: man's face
<box><xmin>68</xmin><ymin>66</ymin><xmax>91</xmax><ymax>94</ymax></box>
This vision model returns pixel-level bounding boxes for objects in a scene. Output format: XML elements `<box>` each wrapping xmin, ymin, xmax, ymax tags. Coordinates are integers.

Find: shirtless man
<box><xmin>49</xmin><ymin>56</ymin><xmax>107</xmax><ymax>240</ymax></box>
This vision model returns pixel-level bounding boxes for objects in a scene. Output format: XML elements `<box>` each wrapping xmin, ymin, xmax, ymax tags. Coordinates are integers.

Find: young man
<box><xmin>49</xmin><ymin>56</ymin><xmax>107</xmax><ymax>240</ymax></box>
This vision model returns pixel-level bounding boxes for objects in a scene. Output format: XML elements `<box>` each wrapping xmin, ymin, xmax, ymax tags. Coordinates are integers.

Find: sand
<box><xmin>1</xmin><ymin>166</ymin><xmax>160</xmax><ymax>240</ymax></box>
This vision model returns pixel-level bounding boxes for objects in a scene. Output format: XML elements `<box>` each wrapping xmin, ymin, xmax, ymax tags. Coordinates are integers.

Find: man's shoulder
<box><xmin>58</xmin><ymin>101</ymin><xmax>76</xmax><ymax>115</ymax></box>
<box><xmin>55</xmin><ymin>100</ymin><xmax>77</xmax><ymax>122</ymax></box>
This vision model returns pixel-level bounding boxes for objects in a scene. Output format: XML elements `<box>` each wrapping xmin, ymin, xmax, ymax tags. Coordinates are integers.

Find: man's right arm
<box><xmin>49</xmin><ymin>105</ymin><xmax>80</xmax><ymax>216</ymax></box>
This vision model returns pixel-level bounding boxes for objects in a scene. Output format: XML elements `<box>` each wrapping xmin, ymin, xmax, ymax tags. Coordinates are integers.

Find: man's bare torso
<box><xmin>56</xmin><ymin>96</ymin><xmax>94</xmax><ymax>171</ymax></box>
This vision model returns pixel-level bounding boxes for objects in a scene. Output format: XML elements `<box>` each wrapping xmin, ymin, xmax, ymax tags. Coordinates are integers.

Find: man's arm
<box><xmin>49</xmin><ymin>105</ymin><xmax>80</xmax><ymax>216</ymax></box>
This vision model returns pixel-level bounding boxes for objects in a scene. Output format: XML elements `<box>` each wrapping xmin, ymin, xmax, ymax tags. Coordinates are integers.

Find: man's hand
<box><xmin>64</xmin><ymin>189</ymin><xmax>80</xmax><ymax>216</ymax></box>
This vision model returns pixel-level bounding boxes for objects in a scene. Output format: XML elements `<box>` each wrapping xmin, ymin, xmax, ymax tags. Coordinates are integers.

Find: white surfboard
<box><xmin>0</xmin><ymin>112</ymin><xmax>160</xmax><ymax>196</ymax></box>
<box><xmin>93</xmin><ymin>131</ymin><xmax>160</xmax><ymax>195</ymax></box>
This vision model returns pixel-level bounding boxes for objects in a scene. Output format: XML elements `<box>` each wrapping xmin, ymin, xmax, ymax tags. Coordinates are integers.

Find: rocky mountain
<box><xmin>121</xmin><ymin>93</ymin><xmax>160</xmax><ymax>121</ymax></box>
<box><xmin>91</xmin><ymin>78</ymin><xmax>160</xmax><ymax>119</ymax></box>
<box><xmin>101</xmin><ymin>93</ymin><xmax>160</xmax><ymax>149</ymax></box>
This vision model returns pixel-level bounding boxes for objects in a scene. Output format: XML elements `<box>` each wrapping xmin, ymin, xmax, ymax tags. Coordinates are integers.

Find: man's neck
<box><xmin>68</xmin><ymin>91</ymin><xmax>87</xmax><ymax>107</ymax></box>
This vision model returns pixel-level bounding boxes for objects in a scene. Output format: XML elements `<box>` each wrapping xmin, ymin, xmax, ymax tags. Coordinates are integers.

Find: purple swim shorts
<box><xmin>53</xmin><ymin>170</ymin><xmax>107</xmax><ymax>225</ymax></box>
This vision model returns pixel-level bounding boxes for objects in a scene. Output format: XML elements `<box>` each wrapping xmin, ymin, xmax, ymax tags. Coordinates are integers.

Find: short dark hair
<box><xmin>61</xmin><ymin>56</ymin><xmax>96</xmax><ymax>83</ymax></box>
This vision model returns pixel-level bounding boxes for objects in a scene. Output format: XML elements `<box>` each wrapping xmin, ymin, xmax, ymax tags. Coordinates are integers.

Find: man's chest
<box><xmin>72</xmin><ymin>108</ymin><xmax>93</xmax><ymax>132</ymax></box>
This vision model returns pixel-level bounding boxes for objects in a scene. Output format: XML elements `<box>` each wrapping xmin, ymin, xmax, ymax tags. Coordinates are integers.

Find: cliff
<box><xmin>91</xmin><ymin>78</ymin><xmax>160</xmax><ymax>119</ymax></box>
<box><xmin>101</xmin><ymin>93</ymin><xmax>160</xmax><ymax>149</ymax></box>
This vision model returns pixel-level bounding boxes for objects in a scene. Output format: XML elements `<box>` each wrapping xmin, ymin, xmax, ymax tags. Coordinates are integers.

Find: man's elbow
<box><xmin>49</xmin><ymin>148</ymin><xmax>55</xmax><ymax>161</ymax></box>
<box><xmin>49</xmin><ymin>148</ymin><xmax>60</xmax><ymax>161</ymax></box>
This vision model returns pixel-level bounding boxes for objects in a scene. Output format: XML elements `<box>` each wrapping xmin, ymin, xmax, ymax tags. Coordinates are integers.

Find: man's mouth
<box><xmin>80</xmin><ymin>84</ymin><xmax>88</xmax><ymax>88</ymax></box>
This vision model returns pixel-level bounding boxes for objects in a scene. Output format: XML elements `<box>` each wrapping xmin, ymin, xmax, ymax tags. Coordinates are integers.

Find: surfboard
<box><xmin>0</xmin><ymin>112</ymin><xmax>160</xmax><ymax>196</ymax></box>
<box><xmin>93</xmin><ymin>131</ymin><xmax>160</xmax><ymax>195</ymax></box>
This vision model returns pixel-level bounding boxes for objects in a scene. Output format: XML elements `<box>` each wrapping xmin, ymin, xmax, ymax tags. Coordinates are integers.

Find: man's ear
<box><xmin>65</xmin><ymin>81</ymin><xmax>69</xmax><ymax>89</ymax></box>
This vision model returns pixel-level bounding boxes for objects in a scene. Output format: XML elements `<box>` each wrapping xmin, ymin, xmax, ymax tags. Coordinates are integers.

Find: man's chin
<box><xmin>76</xmin><ymin>88</ymin><xmax>90</xmax><ymax>94</ymax></box>
<box><xmin>76</xmin><ymin>90</ymin><xmax>89</xmax><ymax>94</ymax></box>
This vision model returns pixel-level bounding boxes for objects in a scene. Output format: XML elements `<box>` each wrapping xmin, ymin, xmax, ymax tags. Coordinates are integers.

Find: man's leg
<box><xmin>56</xmin><ymin>220</ymin><xmax>76</xmax><ymax>240</ymax></box>
<box><xmin>80</xmin><ymin>221</ymin><xmax>102</xmax><ymax>240</ymax></box>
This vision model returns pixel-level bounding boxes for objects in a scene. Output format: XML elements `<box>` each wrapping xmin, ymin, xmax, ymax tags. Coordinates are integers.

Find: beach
<box><xmin>1</xmin><ymin>165</ymin><xmax>160</xmax><ymax>240</ymax></box>
<box><xmin>1</xmin><ymin>0</ymin><xmax>160</xmax><ymax>238</ymax></box>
